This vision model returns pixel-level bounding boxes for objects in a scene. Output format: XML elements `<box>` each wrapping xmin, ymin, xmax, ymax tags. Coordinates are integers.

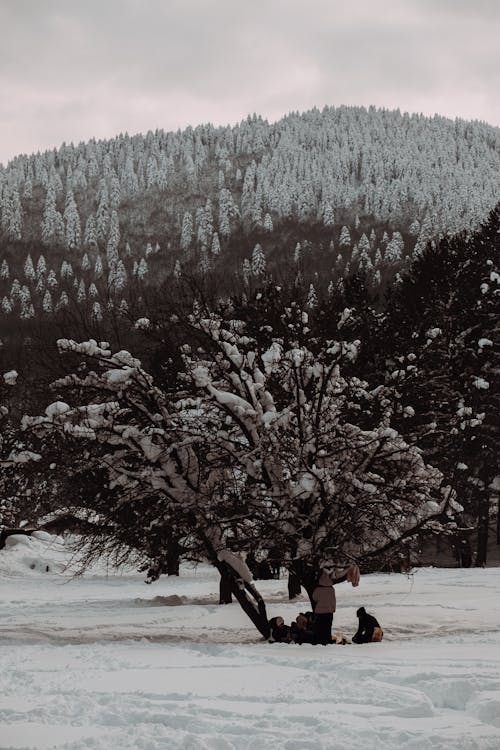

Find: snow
<box><xmin>3</xmin><ymin>369</ymin><xmax>18</xmax><ymax>385</ymax></box>
<box><xmin>473</xmin><ymin>377</ymin><xmax>490</xmax><ymax>390</ymax></box>
<box><xmin>45</xmin><ymin>401</ymin><xmax>71</xmax><ymax>418</ymax></box>
<box><xmin>478</xmin><ymin>338</ymin><xmax>493</xmax><ymax>349</ymax></box>
<box><xmin>6</xmin><ymin>449</ymin><xmax>42</xmax><ymax>464</ymax></box>
<box><xmin>1</xmin><ymin>536</ymin><xmax>500</xmax><ymax>749</ymax></box>
<box><xmin>217</xmin><ymin>549</ymin><xmax>253</xmax><ymax>583</ymax></box>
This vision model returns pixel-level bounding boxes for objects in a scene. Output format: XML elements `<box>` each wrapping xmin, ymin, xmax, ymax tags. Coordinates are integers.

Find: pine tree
<box><xmin>307</xmin><ymin>283</ymin><xmax>318</xmax><ymax>308</ymax></box>
<box><xmin>122</xmin><ymin>155</ymin><xmax>139</xmax><ymax>198</ymax></box>
<box><xmin>0</xmin><ymin>259</ymin><xmax>9</xmax><ymax>280</ymax></box>
<box><xmin>385</xmin><ymin>231</ymin><xmax>405</xmax><ymax>263</ymax></box>
<box><xmin>110</xmin><ymin>175</ymin><xmax>121</xmax><ymax>208</ymax></box>
<box><xmin>96</xmin><ymin>181</ymin><xmax>110</xmax><ymax>244</ymax></box>
<box><xmin>60</xmin><ymin>260</ymin><xmax>73</xmax><ymax>279</ymax></box>
<box><xmin>64</xmin><ymin>188</ymin><xmax>81</xmax><ymax>249</ymax></box>
<box><xmin>358</xmin><ymin>233</ymin><xmax>371</xmax><ymax>254</ymax></box>
<box><xmin>137</xmin><ymin>257</ymin><xmax>148</xmax><ymax>280</ymax></box>
<box><xmin>180</xmin><ymin>211</ymin><xmax>193</xmax><ymax>252</ymax></box>
<box><xmin>218</xmin><ymin>188</ymin><xmax>239</xmax><ymax>238</ymax></box>
<box><xmin>114</xmin><ymin>260</ymin><xmax>127</xmax><ymax>292</ymax></box>
<box><xmin>91</xmin><ymin>301</ymin><xmax>103</xmax><ymax>322</ymax></box>
<box><xmin>23</xmin><ymin>254</ymin><xmax>36</xmax><ymax>282</ymax></box>
<box><xmin>0</xmin><ymin>185</ymin><xmax>10</xmax><ymax>232</ymax></box>
<box><xmin>106</xmin><ymin>210</ymin><xmax>120</xmax><ymax>268</ymax></box>
<box><xmin>409</xmin><ymin>219</ymin><xmax>421</xmax><ymax>236</ymax></box>
<box><xmin>197</xmin><ymin>199</ymin><xmax>214</xmax><ymax>247</ymax></box>
<box><xmin>47</xmin><ymin>269</ymin><xmax>58</xmax><ymax>289</ymax></box>
<box><xmin>251</xmin><ymin>244</ymin><xmax>266</xmax><ymax>277</ymax></box>
<box><xmin>19</xmin><ymin>301</ymin><xmax>35</xmax><ymax>319</ymax></box>
<box><xmin>7</xmin><ymin>187</ymin><xmax>23</xmax><ymax>241</ymax></box>
<box><xmin>81</xmin><ymin>253</ymin><xmax>91</xmax><ymax>272</ymax></box>
<box><xmin>339</xmin><ymin>226</ymin><xmax>351</xmax><ymax>247</ymax></box>
<box><xmin>35</xmin><ymin>275</ymin><xmax>45</xmax><ymax>295</ymax></box>
<box><xmin>42</xmin><ymin>289</ymin><xmax>53</xmax><ymax>313</ymax></box>
<box><xmin>23</xmin><ymin>176</ymin><xmax>33</xmax><ymax>200</ymax></box>
<box><xmin>321</xmin><ymin>202</ymin><xmax>335</xmax><ymax>227</ymax></box>
<box><xmin>19</xmin><ymin>284</ymin><xmax>31</xmax><ymax>305</ymax></box>
<box><xmin>173</xmin><ymin>260</ymin><xmax>182</xmax><ymax>279</ymax></box>
<box><xmin>211</xmin><ymin>233</ymin><xmax>221</xmax><ymax>256</ymax></box>
<box><xmin>36</xmin><ymin>255</ymin><xmax>47</xmax><ymax>279</ymax></box>
<box><xmin>294</xmin><ymin>243</ymin><xmax>302</xmax><ymax>265</ymax></box>
<box><xmin>56</xmin><ymin>291</ymin><xmax>69</xmax><ymax>310</ymax></box>
<box><xmin>2</xmin><ymin>296</ymin><xmax>13</xmax><ymax>315</ymax></box>
<box><xmin>94</xmin><ymin>255</ymin><xmax>103</xmax><ymax>279</ymax></box>
<box><xmin>263</xmin><ymin>213</ymin><xmax>273</xmax><ymax>232</ymax></box>
<box><xmin>41</xmin><ymin>183</ymin><xmax>64</xmax><ymax>245</ymax></box>
<box><xmin>242</xmin><ymin>258</ymin><xmax>251</xmax><ymax>286</ymax></box>
<box><xmin>77</xmin><ymin>280</ymin><xmax>86</xmax><ymax>303</ymax></box>
<box><xmin>84</xmin><ymin>215</ymin><xmax>98</xmax><ymax>248</ymax></box>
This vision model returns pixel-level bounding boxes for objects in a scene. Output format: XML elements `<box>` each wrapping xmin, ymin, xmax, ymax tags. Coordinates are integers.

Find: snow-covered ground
<box><xmin>1</xmin><ymin>534</ymin><xmax>500</xmax><ymax>750</ymax></box>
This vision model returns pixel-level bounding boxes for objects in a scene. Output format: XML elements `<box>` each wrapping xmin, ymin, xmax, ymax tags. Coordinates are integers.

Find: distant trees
<box><xmin>1</xmin><ymin>105</ymin><xmax>500</xmax><ymax>332</ymax></box>
<box><xmin>377</xmin><ymin>206</ymin><xmax>500</xmax><ymax>564</ymax></box>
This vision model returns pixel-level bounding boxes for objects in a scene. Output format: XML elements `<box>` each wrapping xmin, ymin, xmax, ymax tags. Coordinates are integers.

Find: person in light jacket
<box><xmin>312</xmin><ymin>570</ymin><xmax>336</xmax><ymax>644</ymax></box>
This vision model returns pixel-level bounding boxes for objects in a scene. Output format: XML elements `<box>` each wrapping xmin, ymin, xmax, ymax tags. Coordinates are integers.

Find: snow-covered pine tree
<box><xmin>23</xmin><ymin>254</ymin><xmax>36</xmax><ymax>282</ymax></box>
<box><xmin>42</xmin><ymin>289</ymin><xmax>53</xmax><ymax>313</ymax></box>
<box><xmin>84</xmin><ymin>215</ymin><xmax>98</xmax><ymax>248</ymax></box>
<box><xmin>251</xmin><ymin>244</ymin><xmax>266</xmax><ymax>277</ymax></box>
<box><xmin>180</xmin><ymin>211</ymin><xmax>193</xmax><ymax>252</ymax></box>
<box><xmin>211</xmin><ymin>233</ymin><xmax>221</xmax><ymax>256</ymax></box>
<box><xmin>64</xmin><ymin>189</ymin><xmax>81</xmax><ymax>250</ymax></box>
<box><xmin>339</xmin><ymin>225</ymin><xmax>351</xmax><ymax>248</ymax></box>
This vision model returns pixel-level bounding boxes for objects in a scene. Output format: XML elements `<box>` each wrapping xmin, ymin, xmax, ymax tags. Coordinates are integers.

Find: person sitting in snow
<box><xmin>268</xmin><ymin>616</ymin><xmax>292</xmax><ymax>643</ymax></box>
<box><xmin>291</xmin><ymin>613</ymin><xmax>316</xmax><ymax>644</ymax></box>
<box><xmin>312</xmin><ymin>570</ymin><xmax>336</xmax><ymax>645</ymax></box>
<box><xmin>352</xmin><ymin>606</ymin><xmax>383</xmax><ymax>643</ymax></box>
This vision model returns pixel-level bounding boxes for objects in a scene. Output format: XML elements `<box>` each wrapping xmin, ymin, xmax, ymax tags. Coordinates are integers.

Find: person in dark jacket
<box><xmin>268</xmin><ymin>616</ymin><xmax>292</xmax><ymax>643</ymax></box>
<box><xmin>291</xmin><ymin>613</ymin><xmax>316</xmax><ymax>644</ymax></box>
<box><xmin>352</xmin><ymin>606</ymin><xmax>383</xmax><ymax>643</ymax></box>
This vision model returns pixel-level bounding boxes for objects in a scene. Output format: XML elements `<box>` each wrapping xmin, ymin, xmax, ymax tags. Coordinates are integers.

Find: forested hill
<box><xmin>0</xmin><ymin>105</ymin><xmax>499</xmax><ymax>323</ymax></box>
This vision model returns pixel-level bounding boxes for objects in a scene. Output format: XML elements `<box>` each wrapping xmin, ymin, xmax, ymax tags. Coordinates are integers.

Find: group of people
<box><xmin>269</xmin><ymin>569</ymin><xmax>383</xmax><ymax>645</ymax></box>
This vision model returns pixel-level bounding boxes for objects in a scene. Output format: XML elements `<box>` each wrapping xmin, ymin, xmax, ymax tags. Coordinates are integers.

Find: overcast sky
<box><xmin>1</xmin><ymin>0</ymin><xmax>499</xmax><ymax>165</ymax></box>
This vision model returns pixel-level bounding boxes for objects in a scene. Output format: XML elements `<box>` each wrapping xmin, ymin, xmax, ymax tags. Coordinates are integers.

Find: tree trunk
<box><xmin>166</xmin><ymin>547</ymin><xmax>180</xmax><ymax>576</ymax></box>
<box><xmin>497</xmin><ymin>494</ymin><xmax>500</xmax><ymax>545</ymax></box>
<box><xmin>287</xmin><ymin>571</ymin><xmax>301</xmax><ymax>600</ymax></box>
<box><xmin>199</xmin><ymin>531</ymin><xmax>270</xmax><ymax>637</ymax></box>
<box><xmin>219</xmin><ymin>571</ymin><xmax>233</xmax><ymax>604</ymax></box>
<box><xmin>289</xmin><ymin>559</ymin><xmax>318</xmax><ymax>607</ymax></box>
<box><xmin>214</xmin><ymin>560</ymin><xmax>270</xmax><ymax>638</ymax></box>
<box><xmin>475</xmin><ymin>495</ymin><xmax>489</xmax><ymax>566</ymax></box>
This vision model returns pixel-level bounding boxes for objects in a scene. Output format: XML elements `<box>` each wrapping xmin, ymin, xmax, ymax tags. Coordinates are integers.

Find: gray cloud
<box><xmin>1</xmin><ymin>0</ymin><xmax>499</xmax><ymax>164</ymax></box>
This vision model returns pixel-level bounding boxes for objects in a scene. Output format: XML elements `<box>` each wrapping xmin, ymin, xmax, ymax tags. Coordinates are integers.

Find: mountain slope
<box><xmin>0</xmin><ymin>105</ymin><xmax>499</xmax><ymax>321</ymax></box>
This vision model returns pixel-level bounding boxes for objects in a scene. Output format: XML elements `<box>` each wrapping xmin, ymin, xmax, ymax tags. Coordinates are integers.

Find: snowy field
<box><xmin>1</xmin><ymin>534</ymin><xmax>500</xmax><ymax>750</ymax></box>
